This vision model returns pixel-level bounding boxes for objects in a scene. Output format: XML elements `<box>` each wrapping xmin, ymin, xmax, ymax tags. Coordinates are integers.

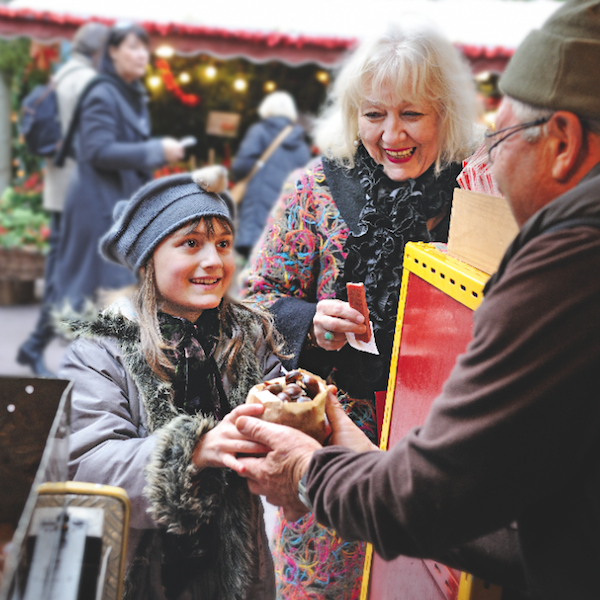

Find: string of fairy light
<box><xmin>147</xmin><ymin>44</ymin><xmax>330</xmax><ymax>100</ymax></box>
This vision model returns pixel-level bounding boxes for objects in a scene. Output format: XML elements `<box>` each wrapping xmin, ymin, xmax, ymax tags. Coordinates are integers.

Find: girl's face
<box><xmin>153</xmin><ymin>219</ymin><xmax>235</xmax><ymax>323</ymax></box>
<box><xmin>358</xmin><ymin>92</ymin><xmax>441</xmax><ymax>181</ymax></box>
<box><xmin>109</xmin><ymin>32</ymin><xmax>149</xmax><ymax>83</ymax></box>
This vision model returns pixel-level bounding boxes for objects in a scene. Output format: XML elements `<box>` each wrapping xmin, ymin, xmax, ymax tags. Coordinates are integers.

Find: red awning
<box><xmin>0</xmin><ymin>6</ymin><xmax>358</xmax><ymax>66</ymax></box>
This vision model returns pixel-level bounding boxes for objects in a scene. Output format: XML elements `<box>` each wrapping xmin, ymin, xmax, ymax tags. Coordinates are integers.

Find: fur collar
<box><xmin>60</xmin><ymin>299</ymin><xmax>265</xmax><ymax>431</ymax></box>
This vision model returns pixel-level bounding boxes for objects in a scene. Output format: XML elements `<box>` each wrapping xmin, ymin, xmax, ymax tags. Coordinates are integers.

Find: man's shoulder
<box><xmin>486</xmin><ymin>226</ymin><xmax>600</xmax><ymax>311</ymax></box>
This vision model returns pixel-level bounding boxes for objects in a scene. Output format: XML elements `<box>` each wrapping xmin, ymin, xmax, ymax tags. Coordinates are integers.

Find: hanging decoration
<box><xmin>154</xmin><ymin>58</ymin><xmax>201</xmax><ymax>107</ymax></box>
<box><xmin>28</xmin><ymin>41</ymin><xmax>60</xmax><ymax>71</ymax></box>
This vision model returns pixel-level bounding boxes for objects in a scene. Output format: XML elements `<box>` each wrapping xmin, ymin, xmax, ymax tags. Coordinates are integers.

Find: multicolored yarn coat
<box><xmin>244</xmin><ymin>158</ymin><xmax>375</xmax><ymax>599</ymax></box>
<box><xmin>244</xmin><ymin>154</ymin><xmax>459</xmax><ymax>599</ymax></box>
<box><xmin>245</xmin><ymin>158</ymin><xmax>348</xmax><ymax>306</ymax></box>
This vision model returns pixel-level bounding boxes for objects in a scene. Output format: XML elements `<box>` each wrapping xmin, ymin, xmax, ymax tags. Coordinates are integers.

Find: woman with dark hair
<box><xmin>54</xmin><ymin>22</ymin><xmax>185</xmax><ymax>312</ymax></box>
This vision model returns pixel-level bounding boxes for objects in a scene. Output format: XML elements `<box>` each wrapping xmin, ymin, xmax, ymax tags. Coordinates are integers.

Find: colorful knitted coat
<box><xmin>243</xmin><ymin>155</ymin><xmax>460</xmax><ymax>599</ymax></box>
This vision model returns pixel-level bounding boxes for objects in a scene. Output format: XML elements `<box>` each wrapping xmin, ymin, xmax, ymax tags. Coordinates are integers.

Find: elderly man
<box><xmin>228</xmin><ymin>2</ymin><xmax>600</xmax><ymax>599</ymax></box>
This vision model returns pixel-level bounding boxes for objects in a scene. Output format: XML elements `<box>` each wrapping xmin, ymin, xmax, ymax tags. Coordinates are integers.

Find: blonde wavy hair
<box><xmin>314</xmin><ymin>21</ymin><xmax>482</xmax><ymax>174</ymax></box>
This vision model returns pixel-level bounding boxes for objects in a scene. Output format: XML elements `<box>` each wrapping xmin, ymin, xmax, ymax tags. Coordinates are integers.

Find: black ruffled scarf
<box><xmin>332</xmin><ymin>144</ymin><xmax>461</xmax><ymax>398</ymax></box>
<box><xmin>159</xmin><ymin>309</ymin><xmax>230</xmax><ymax>420</ymax></box>
<box><xmin>158</xmin><ymin>309</ymin><xmax>230</xmax><ymax>599</ymax></box>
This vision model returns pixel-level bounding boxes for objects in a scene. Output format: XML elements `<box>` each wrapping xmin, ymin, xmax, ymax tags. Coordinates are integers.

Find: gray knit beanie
<box><xmin>100</xmin><ymin>170</ymin><xmax>235</xmax><ymax>273</ymax></box>
<box><xmin>500</xmin><ymin>0</ymin><xmax>600</xmax><ymax>119</ymax></box>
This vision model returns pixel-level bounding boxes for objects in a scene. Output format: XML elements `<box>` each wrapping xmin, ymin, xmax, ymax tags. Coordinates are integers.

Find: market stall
<box><xmin>0</xmin><ymin>0</ymin><xmax>558</xmax><ymax>303</ymax></box>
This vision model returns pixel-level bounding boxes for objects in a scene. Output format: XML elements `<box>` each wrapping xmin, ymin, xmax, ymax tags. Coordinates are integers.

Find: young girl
<box><xmin>59</xmin><ymin>168</ymin><xmax>282</xmax><ymax>600</ymax></box>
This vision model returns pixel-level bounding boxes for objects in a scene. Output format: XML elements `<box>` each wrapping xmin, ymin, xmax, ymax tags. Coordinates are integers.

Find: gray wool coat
<box><xmin>59</xmin><ymin>300</ymin><xmax>280</xmax><ymax>600</ymax></box>
<box><xmin>54</xmin><ymin>77</ymin><xmax>166</xmax><ymax>311</ymax></box>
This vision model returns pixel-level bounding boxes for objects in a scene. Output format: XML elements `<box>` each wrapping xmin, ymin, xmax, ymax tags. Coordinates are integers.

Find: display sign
<box><xmin>360</xmin><ymin>243</ymin><xmax>501</xmax><ymax>600</ymax></box>
<box><xmin>206</xmin><ymin>111</ymin><xmax>241</xmax><ymax>138</ymax></box>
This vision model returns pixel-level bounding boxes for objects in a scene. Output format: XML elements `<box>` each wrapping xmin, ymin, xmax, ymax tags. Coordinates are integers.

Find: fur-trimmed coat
<box><xmin>59</xmin><ymin>300</ymin><xmax>281</xmax><ymax>600</ymax></box>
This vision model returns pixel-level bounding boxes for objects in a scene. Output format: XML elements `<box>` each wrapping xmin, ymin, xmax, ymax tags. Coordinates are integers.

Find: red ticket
<box><xmin>346</xmin><ymin>282</ymin><xmax>371</xmax><ymax>343</ymax></box>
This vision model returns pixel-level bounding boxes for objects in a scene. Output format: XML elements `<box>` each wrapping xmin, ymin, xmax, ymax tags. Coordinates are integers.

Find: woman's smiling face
<box><xmin>358</xmin><ymin>91</ymin><xmax>441</xmax><ymax>181</ymax></box>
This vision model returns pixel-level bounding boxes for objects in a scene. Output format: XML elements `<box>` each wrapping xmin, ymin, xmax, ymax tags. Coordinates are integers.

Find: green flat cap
<box><xmin>500</xmin><ymin>0</ymin><xmax>600</xmax><ymax>119</ymax></box>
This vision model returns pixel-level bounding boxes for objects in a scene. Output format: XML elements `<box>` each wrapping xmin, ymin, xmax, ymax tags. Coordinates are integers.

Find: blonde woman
<box><xmin>243</xmin><ymin>21</ymin><xmax>482</xmax><ymax>599</ymax></box>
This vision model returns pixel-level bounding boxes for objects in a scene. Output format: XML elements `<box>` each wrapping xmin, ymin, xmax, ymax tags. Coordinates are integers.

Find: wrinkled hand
<box><xmin>326</xmin><ymin>390</ymin><xmax>380</xmax><ymax>452</ymax></box>
<box><xmin>313</xmin><ymin>299</ymin><xmax>366</xmax><ymax>350</ymax></box>
<box><xmin>162</xmin><ymin>137</ymin><xmax>185</xmax><ymax>163</ymax></box>
<box><xmin>233</xmin><ymin>414</ymin><xmax>322</xmax><ymax>521</ymax></box>
<box><xmin>192</xmin><ymin>403</ymin><xmax>269</xmax><ymax>472</ymax></box>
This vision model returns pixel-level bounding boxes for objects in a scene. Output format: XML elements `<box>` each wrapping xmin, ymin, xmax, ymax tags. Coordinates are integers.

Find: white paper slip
<box><xmin>346</xmin><ymin>321</ymin><xmax>379</xmax><ymax>355</ymax></box>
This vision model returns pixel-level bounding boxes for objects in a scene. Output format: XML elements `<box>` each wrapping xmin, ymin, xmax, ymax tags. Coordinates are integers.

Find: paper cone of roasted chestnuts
<box><xmin>245</xmin><ymin>369</ymin><xmax>330</xmax><ymax>444</ymax></box>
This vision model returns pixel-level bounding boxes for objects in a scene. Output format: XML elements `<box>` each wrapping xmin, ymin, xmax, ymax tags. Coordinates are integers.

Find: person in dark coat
<box><xmin>53</xmin><ymin>22</ymin><xmax>184</xmax><ymax>313</ymax></box>
<box><xmin>16</xmin><ymin>21</ymin><xmax>109</xmax><ymax>377</ymax></box>
<box><xmin>232</xmin><ymin>91</ymin><xmax>311</xmax><ymax>258</ymax></box>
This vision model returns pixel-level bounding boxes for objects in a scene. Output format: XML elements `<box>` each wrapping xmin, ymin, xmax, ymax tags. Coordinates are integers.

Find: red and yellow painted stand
<box><xmin>360</xmin><ymin>242</ymin><xmax>502</xmax><ymax>600</ymax></box>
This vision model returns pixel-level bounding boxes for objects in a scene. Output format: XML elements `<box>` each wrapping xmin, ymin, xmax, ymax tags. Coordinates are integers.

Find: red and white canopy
<box><xmin>2</xmin><ymin>0</ymin><xmax>560</xmax><ymax>69</ymax></box>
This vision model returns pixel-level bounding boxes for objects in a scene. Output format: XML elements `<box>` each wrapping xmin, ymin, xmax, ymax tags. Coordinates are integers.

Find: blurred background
<box><xmin>0</xmin><ymin>0</ymin><xmax>565</xmax><ymax>375</ymax></box>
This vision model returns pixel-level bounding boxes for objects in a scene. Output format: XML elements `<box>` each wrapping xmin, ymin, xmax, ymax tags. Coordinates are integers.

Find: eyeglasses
<box><xmin>484</xmin><ymin>116</ymin><xmax>551</xmax><ymax>164</ymax></box>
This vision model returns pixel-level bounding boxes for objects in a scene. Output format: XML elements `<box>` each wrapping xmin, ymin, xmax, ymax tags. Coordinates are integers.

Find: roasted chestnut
<box><xmin>285</xmin><ymin>370</ymin><xmax>302</xmax><ymax>384</ymax></box>
<box><xmin>266</xmin><ymin>383</ymin><xmax>284</xmax><ymax>395</ymax></box>
<box><xmin>302</xmin><ymin>375</ymin><xmax>320</xmax><ymax>399</ymax></box>
<box><xmin>284</xmin><ymin>384</ymin><xmax>303</xmax><ymax>399</ymax></box>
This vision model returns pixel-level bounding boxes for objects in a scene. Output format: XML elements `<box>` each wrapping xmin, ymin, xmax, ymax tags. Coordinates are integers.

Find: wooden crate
<box><xmin>0</xmin><ymin>280</ymin><xmax>36</xmax><ymax>305</ymax></box>
<box><xmin>0</xmin><ymin>248</ymin><xmax>45</xmax><ymax>305</ymax></box>
<box><xmin>447</xmin><ymin>189</ymin><xmax>519</xmax><ymax>275</ymax></box>
<box><xmin>0</xmin><ymin>248</ymin><xmax>46</xmax><ymax>281</ymax></box>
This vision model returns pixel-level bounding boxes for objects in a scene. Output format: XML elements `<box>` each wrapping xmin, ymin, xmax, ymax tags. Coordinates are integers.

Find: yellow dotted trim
<box><xmin>404</xmin><ymin>242</ymin><xmax>489</xmax><ymax>310</ymax></box>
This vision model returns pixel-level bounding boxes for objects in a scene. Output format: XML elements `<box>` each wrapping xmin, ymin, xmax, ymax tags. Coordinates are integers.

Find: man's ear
<box><xmin>547</xmin><ymin>112</ymin><xmax>584</xmax><ymax>182</ymax></box>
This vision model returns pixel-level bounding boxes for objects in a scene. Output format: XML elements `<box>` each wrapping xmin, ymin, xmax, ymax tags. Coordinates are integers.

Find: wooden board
<box><xmin>447</xmin><ymin>189</ymin><xmax>519</xmax><ymax>275</ymax></box>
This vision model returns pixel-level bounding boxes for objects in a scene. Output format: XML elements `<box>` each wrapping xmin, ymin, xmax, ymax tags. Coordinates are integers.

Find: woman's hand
<box><xmin>192</xmin><ymin>403</ymin><xmax>270</xmax><ymax>473</ymax></box>
<box><xmin>312</xmin><ymin>299</ymin><xmax>367</xmax><ymax>350</ymax></box>
<box><xmin>162</xmin><ymin>137</ymin><xmax>185</xmax><ymax>163</ymax></box>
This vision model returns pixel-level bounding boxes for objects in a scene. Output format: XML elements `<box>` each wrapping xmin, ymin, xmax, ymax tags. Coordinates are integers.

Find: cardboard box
<box><xmin>447</xmin><ymin>189</ymin><xmax>519</xmax><ymax>275</ymax></box>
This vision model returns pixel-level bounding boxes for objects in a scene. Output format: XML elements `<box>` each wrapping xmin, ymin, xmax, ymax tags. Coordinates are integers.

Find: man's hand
<box><xmin>233</xmin><ymin>414</ymin><xmax>322</xmax><ymax>521</ymax></box>
<box><xmin>326</xmin><ymin>390</ymin><xmax>380</xmax><ymax>452</ymax></box>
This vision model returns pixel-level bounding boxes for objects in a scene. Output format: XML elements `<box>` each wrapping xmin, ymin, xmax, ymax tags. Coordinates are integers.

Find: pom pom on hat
<box><xmin>192</xmin><ymin>165</ymin><xmax>229</xmax><ymax>194</ymax></box>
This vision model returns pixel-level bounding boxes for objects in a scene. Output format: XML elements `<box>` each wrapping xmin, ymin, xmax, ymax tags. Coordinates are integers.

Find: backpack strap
<box><xmin>53</xmin><ymin>74</ymin><xmax>115</xmax><ymax>167</ymax></box>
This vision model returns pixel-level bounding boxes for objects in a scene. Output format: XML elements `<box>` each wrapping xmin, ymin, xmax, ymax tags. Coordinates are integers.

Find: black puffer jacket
<box><xmin>232</xmin><ymin>116</ymin><xmax>311</xmax><ymax>252</ymax></box>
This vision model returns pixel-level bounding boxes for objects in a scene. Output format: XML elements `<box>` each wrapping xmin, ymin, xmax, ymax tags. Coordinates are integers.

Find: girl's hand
<box><xmin>192</xmin><ymin>403</ymin><xmax>269</xmax><ymax>473</ymax></box>
<box><xmin>313</xmin><ymin>299</ymin><xmax>367</xmax><ymax>351</ymax></box>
